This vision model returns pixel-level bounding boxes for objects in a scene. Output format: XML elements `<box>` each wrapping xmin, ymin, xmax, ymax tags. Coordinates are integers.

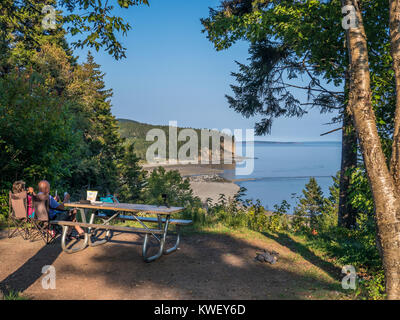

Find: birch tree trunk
<box><xmin>342</xmin><ymin>0</ymin><xmax>400</xmax><ymax>299</ymax></box>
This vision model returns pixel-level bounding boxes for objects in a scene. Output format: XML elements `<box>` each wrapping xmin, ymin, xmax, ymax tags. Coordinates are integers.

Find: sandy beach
<box><xmin>142</xmin><ymin>163</ymin><xmax>240</xmax><ymax>204</ymax></box>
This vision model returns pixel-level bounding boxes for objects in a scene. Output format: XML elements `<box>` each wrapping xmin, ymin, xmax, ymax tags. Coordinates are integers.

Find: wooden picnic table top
<box><xmin>64</xmin><ymin>202</ymin><xmax>185</xmax><ymax>215</ymax></box>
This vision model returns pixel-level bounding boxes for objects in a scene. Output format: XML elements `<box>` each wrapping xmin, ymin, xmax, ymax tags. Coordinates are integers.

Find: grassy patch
<box><xmin>2</xmin><ymin>290</ymin><xmax>28</xmax><ymax>300</ymax></box>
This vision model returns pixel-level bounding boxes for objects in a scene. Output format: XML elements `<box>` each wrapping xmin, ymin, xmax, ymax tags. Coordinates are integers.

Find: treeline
<box><xmin>0</xmin><ymin>2</ymin><xmax>146</xmax><ymax>202</ymax></box>
<box><xmin>0</xmin><ymin>1</ymin><xmax>210</xmax><ymax>228</ymax></box>
<box><xmin>118</xmin><ymin>118</ymin><xmax>234</xmax><ymax>161</ymax></box>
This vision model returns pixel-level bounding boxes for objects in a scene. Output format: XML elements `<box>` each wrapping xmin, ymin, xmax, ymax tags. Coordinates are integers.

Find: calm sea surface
<box><xmin>222</xmin><ymin>141</ymin><xmax>342</xmax><ymax>212</ymax></box>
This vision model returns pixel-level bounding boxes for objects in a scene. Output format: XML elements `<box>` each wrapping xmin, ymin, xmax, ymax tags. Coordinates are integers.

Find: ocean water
<box><xmin>222</xmin><ymin>141</ymin><xmax>342</xmax><ymax>212</ymax></box>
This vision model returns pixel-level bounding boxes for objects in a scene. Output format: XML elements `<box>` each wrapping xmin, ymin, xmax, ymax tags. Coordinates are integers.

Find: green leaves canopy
<box><xmin>2</xmin><ymin>0</ymin><xmax>149</xmax><ymax>60</ymax></box>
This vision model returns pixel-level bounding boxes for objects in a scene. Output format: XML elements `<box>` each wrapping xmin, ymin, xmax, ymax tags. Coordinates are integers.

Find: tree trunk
<box><xmin>390</xmin><ymin>1</ymin><xmax>400</xmax><ymax>193</ymax></box>
<box><xmin>342</xmin><ymin>0</ymin><xmax>400</xmax><ymax>299</ymax></box>
<box><xmin>338</xmin><ymin>106</ymin><xmax>358</xmax><ymax>228</ymax></box>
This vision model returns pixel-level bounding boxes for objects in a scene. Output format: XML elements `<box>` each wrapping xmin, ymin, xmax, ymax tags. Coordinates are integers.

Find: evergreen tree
<box><xmin>0</xmin><ymin>5</ymin><xmax>131</xmax><ymax>196</ymax></box>
<box><xmin>117</xmin><ymin>143</ymin><xmax>146</xmax><ymax>202</ymax></box>
<box><xmin>320</xmin><ymin>172</ymin><xmax>339</xmax><ymax>230</ymax></box>
<box><xmin>326</xmin><ymin>172</ymin><xmax>340</xmax><ymax>212</ymax></box>
<box><xmin>67</xmin><ymin>52</ymin><xmax>124</xmax><ymax>194</ymax></box>
<box><xmin>201</xmin><ymin>0</ymin><xmax>394</xmax><ymax>229</ymax></box>
<box><xmin>294</xmin><ymin>177</ymin><xmax>325</xmax><ymax>230</ymax></box>
<box><xmin>0</xmin><ymin>1</ymin><xmax>146</xmax><ymax>200</ymax></box>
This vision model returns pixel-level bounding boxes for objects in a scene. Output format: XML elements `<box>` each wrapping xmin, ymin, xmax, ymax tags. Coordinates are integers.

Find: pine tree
<box><xmin>326</xmin><ymin>172</ymin><xmax>340</xmax><ymax>212</ymax></box>
<box><xmin>319</xmin><ymin>172</ymin><xmax>339</xmax><ymax>230</ymax></box>
<box><xmin>294</xmin><ymin>177</ymin><xmax>325</xmax><ymax>230</ymax></box>
<box><xmin>117</xmin><ymin>143</ymin><xmax>146</xmax><ymax>202</ymax></box>
<box><xmin>67</xmin><ymin>52</ymin><xmax>124</xmax><ymax>194</ymax></box>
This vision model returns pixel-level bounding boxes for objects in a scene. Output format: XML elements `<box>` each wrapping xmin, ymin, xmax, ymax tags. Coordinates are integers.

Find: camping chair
<box><xmin>8</xmin><ymin>191</ymin><xmax>30</xmax><ymax>240</ymax></box>
<box><xmin>29</xmin><ymin>193</ymin><xmax>59</xmax><ymax>244</ymax></box>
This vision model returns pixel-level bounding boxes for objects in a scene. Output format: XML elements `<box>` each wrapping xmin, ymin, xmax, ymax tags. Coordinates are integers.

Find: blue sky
<box><xmin>71</xmin><ymin>0</ymin><xmax>341</xmax><ymax>142</ymax></box>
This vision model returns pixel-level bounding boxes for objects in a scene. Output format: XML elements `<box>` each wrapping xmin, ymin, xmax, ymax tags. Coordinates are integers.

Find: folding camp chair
<box><xmin>29</xmin><ymin>193</ymin><xmax>59</xmax><ymax>244</ymax></box>
<box><xmin>8</xmin><ymin>191</ymin><xmax>30</xmax><ymax>240</ymax></box>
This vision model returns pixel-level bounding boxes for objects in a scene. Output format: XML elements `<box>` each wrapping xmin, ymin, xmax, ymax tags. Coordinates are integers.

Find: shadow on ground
<box><xmin>0</xmin><ymin>229</ymin><xmax>342</xmax><ymax>299</ymax></box>
<box><xmin>262</xmin><ymin>232</ymin><xmax>342</xmax><ymax>280</ymax></box>
<box><xmin>0</xmin><ymin>237</ymin><xmax>62</xmax><ymax>295</ymax></box>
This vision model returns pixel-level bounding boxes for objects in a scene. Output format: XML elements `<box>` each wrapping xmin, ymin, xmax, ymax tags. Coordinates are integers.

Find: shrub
<box><xmin>0</xmin><ymin>190</ymin><xmax>8</xmax><ymax>227</ymax></box>
<box><xmin>142</xmin><ymin>167</ymin><xmax>201</xmax><ymax>207</ymax></box>
<box><xmin>357</xmin><ymin>269</ymin><xmax>386</xmax><ymax>300</ymax></box>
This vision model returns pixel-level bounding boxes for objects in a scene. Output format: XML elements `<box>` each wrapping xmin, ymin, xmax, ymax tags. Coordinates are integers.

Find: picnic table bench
<box><xmin>50</xmin><ymin>202</ymin><xmax>191</xmax><ymax>262</ymax></box>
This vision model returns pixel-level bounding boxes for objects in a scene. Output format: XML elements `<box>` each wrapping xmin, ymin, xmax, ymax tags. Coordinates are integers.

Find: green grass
<box><xmin>2</xmin><ymin>290</ymin><xmax>28</xmax><ymax>300</ymax></box>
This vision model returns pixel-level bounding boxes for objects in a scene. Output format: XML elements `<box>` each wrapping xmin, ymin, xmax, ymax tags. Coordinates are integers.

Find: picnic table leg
<box><xmin>88</xmin><ymin>212</ymin><xmax>112</xmax><ymax>247</ymax></box>
<box><xmin>60</xmin><ymin>208</ymin><xmax>89</xmax><ymax>254</ymax></box>
<box><xmin>142</xmin><ymin>215</ymin><xmax>170</xmax><ymax>262</ymax></box>
<box><xmin>60</xmin><ymin>224</ymin><xmax>89</xmax><ymax>254</ymax></box>
<box><xmin>80</xmin><ymin>208</ymin><xmax>87</xmax><ymax>223</ymax></box>
<box><xmin>163</xmin><ymin>225</ymin><xmax>181</xmax><ymax>255</ymax></box>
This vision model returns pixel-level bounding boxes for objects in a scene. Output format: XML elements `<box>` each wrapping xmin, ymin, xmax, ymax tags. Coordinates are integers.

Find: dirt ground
<box><xmin>0</xmin><ymin>228</ymin><xmax>344</xmax><ymax>300</ymax></box>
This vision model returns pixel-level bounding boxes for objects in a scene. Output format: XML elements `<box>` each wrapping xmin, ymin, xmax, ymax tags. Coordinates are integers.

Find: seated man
<box><xmin>31</xmin><ymin>180</ymin><xmax>85</xmax><ymax>239</ymax></box>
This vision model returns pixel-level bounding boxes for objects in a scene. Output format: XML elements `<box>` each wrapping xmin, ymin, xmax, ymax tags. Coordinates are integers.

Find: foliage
<box><xmin>357</xmin><ymin>269</ymin><xmax>387</xmax><ymax>300</ymax></box>
<box><xmin>201</xmin><ymin>0</ymin><xmax>394</xmax><ymax>137</ymax></box>
<box><xmin>0</xmin><ymin>9</ymin><xmax>142</xmax><ymax>200</ymax></box>
<box><xmin>293</xmin><ymin>177</ymin><xmax>325</xmax><ymax>230</ymax></box>
<box><xmin>1</xmin><ymin>0</ymin><xmax>149</xmax><ymax>60</ymax></box>
<box><xmin>118</xmin><ymin>118</ymin><xmax>233</xmax><ymax>161</ymax></box>
<box><xmin>0</xmin><ymin>190</ymin><xmax>8</xmax><ymax>226</ymax></box>
<box><xmin>117</xmin><ymin>143</ymin><xmax>146</xmax><ymax>202</ymax></box>
<box><xmin>0</xmin><ymin>66</ymin><xmax>82</xmax><ymax>190</ymax></box>
<box><xmin>317</xmin><ymin>172</ymin><xmax>340</xmax><ymax>231</ymax></box>
<box><xmin>66</xmin><ymin>51</ymin><xmax>125</xmax><ymax>195</ymax></box>
<box><xmin>292</xmin><ymin>175</ymin><xmax>383</xmax><ymax>299</ymax></box>
<box><xmin>198</xmin><ymin>195</ymin><xmax>291</xmax><ymax>233</ymax></box>
<box><xmin>201</xmin><ymin>0</ymin><xmax>348</xmax><ymax>134</ymax></box>
<box><xmin>2</xmin><ymin>289</ymin><xmax>28</xmax><ymax>300</ymax></box>
<box><xmin>141</xmin><ymin>167</ymin><xmax>201</xmax><ymax>208</ymax></box>
<box><xmin>348</xmin><ymin>167</ymin><xmax>374</xmax><ymax>216</ymax></box>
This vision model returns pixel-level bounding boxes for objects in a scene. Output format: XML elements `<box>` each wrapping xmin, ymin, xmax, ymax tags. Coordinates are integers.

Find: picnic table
<box><xmin>50</xmin><ymin>202</ymin><xmax>191</xmax><ymax>262</ymax></box>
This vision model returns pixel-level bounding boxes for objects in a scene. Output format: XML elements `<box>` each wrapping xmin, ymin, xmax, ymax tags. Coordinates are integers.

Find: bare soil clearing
<box><xmin>0</xmin><ymin>229</ymin><xmax>344</xmax><ymax>300</ymax></box>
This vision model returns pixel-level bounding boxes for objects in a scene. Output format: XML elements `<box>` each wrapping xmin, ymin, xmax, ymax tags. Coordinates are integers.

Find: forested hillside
<box><xmin>117</xmin><ymin>118</ymin><xmax>234</xmax><ymax>161</ymax></box>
